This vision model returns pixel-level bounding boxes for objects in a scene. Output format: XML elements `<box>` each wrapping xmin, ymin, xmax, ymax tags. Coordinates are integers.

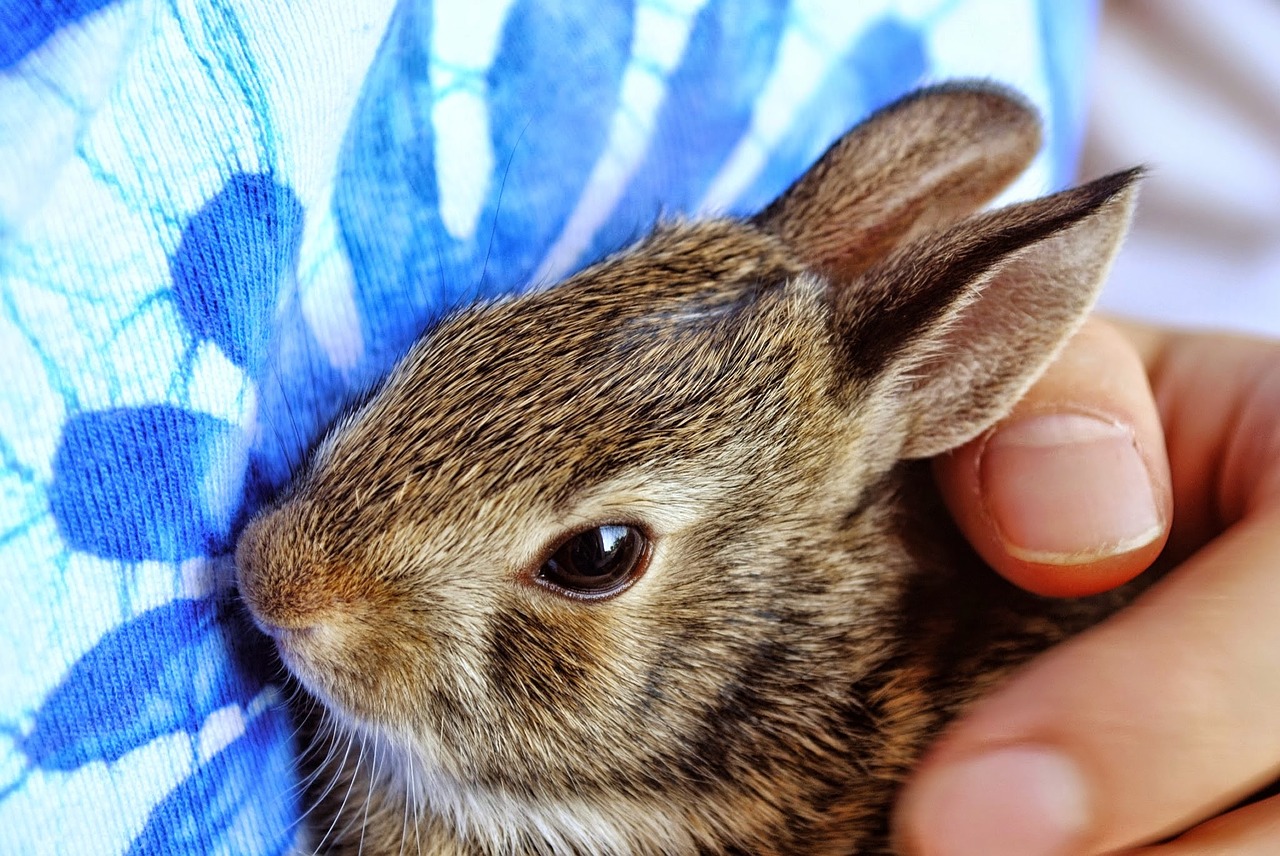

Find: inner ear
<box><xmin>753</xmin><ymin>82</ymin><xmax>1041</xmax><ymax>283</ymax></box>
<box><xmin>839</xmin><ymin>169</ymin><xmax>1142</xmax><ymax>461</ymax></box>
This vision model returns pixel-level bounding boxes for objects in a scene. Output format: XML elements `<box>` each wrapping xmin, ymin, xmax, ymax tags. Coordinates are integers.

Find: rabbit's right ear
<box><xmin>750</xmin><ymin>82</ymin><xmax>1138</xmax><ymax>464</ymax></box>
<box><xmin>754</xmin><ymin>82</ymin><xmax>1041</xmax><ymax>283</ymax></box>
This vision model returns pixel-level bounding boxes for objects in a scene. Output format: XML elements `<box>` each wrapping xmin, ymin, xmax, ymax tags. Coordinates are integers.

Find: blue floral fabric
<box><xmin>0</xmin><ymin>1</ymin><xmax>1096</xmax><ymax>852</ymax></box>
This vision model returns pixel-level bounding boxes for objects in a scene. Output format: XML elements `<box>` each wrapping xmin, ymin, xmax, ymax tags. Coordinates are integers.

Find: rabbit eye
<box><xmin>537</xmin><ymin>524</ymin><xmax>649</xmax><ymax>600</ymax></box>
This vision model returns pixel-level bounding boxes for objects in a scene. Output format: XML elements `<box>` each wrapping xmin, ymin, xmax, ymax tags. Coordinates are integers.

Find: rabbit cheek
<box><xmin>444</xmin><ymin>599</ymin><xmax>651</xmax><ymax>784</ymax></box>
<box><xmin>481</xmin><ymin>601</ymin><xmax>615</xmax><ymax>733</ymax></box>
<box><xmin>487</xmin><ymin>608</ymin><xmax>600</xmax><ymax>703</ymax></box>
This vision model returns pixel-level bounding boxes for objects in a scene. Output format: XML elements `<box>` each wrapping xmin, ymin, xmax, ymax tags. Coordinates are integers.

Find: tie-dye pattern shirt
<box><xmin>0</xmin><ymin>2</ymin><xmax>1096</xmax><ymax>853</ymax></box>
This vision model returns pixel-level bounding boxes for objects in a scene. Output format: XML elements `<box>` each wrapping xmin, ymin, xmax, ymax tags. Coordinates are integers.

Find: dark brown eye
<box><xmin>537</xmin><ymin>524</ymin><xmax>649</xmax><ymax>599</ymax></box>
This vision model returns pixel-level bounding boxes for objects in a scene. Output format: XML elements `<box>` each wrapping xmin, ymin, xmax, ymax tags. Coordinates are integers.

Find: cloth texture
<box><xmin>0</xmin><ymin>1</ymin><xmax>1094</xmax><ymax>852</ymax></box>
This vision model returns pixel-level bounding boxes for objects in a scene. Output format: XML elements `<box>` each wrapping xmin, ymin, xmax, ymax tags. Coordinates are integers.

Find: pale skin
<box><xmin>898</xmin><ymin>317</ymin><xmax>1280</xmax><ymax>856</ymax></box>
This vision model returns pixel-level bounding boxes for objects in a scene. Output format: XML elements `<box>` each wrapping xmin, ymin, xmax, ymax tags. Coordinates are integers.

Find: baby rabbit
<box><xmin>236</xmin><ymin>82</ymin><xmax>1143</xmax><ymax>855</ymax></box>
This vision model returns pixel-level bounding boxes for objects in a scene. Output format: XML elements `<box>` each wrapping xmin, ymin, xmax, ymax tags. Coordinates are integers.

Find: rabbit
<box><xmin>235</xmin><ymin>81</ymin><xmax>1148</xmax><ymax>855</ymax></box>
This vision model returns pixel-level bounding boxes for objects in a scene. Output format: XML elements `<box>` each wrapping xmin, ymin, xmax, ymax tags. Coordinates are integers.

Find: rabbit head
<box><xmin>236</xmin><ymin>83</ymin><xmax>1138</xmax><ymax>854</ymax></box>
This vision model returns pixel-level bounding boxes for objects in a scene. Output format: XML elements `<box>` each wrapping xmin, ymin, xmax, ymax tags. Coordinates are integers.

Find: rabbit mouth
<box><xmin>264</xmin><ymin>620</ymin><xmax>380</xmax><ymax>725</ymax></box>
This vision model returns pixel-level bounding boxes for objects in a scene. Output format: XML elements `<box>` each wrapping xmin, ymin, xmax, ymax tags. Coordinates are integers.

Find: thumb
<box><xmin>931</xmin><ymin>316</ymin><xmax>1172</xmax><ymax>597</ymax></box>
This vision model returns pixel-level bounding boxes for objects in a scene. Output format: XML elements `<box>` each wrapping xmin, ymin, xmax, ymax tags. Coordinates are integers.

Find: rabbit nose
<box><xmin>234</xmin><ymin>507</ymin><xmax>339</xmax><ymax>634</ymax></box>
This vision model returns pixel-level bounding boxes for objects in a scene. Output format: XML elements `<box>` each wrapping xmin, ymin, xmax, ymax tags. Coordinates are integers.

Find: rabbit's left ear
<box><xmin>838</xmin><ymin>169</ymin><xmax>1142</xmax><ymax>460</ymax></box>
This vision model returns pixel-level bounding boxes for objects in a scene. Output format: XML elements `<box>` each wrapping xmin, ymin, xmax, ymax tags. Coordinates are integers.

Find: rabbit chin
<box><xmin>328</xmin><ymin>724</ymin><xmax>701</xmax><ymax>854</ymax></box>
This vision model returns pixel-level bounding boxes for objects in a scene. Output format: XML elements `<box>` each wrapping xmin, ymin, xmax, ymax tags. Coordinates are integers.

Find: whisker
<box><xmin>257</xmin><ymin>386</ymin><xmax>293</xmax><ymax>480</ymax></box>
<box><xmin>478</xmin><ymin>116</ymin><xmax>534</xmax><ymax>299</ymax></box>
<box><xmin>412</xmin><ymin>756</ymin><xmax>423</xmax><ymax>856</ymax></box>
<box><xmin>300</xmin><ymin>726</ymin><xmax>357</xmax><ymax>841</ymax></box>
<box><xmin>282</xmin><ymin>692</ymin><xmax>318</xmax><ymax>751</ymax></box>
<box><xmin>358</xmin><ymin>738</ymin><xmax>382</xmax><ymax>855</ymax></box>
<box><xmin>288</xmin><ymin>710</ymin><xmax>344</xmax><ymax>804</ymax></box>
<box><xmin>422</xmin><ymin>225</ymin><xmax>445</xmax><ymax>335</ymax></box>
<box><xmin>269</xmin><ymin>361</ymin><xmax>306</xmax><ymax>474</ymax></box>
<box><xmin>398</xmin><ymin>749</ymin><xmax>411</xmax><ymax>856</ymax></box>
<box><xmin>318</xmin><ymin>732</ymin><xmax>365</xmax><ymax>854</ymax></box>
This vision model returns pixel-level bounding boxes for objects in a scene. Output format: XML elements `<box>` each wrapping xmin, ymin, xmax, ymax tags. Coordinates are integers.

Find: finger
<box><xmin>1113</xmin><ymin>319</ymin><xmax>1280</xmax><ymax>559</ymax></box>
<box><xmin>933</xmin><ymin>316</ymin><xmax>1172</xmax><ymax>597</ymax></box>
<box><xmin>1123</xmin><ymin>794</ymin><xmax>1280</xmax><ymax>856</ymax></box>
<box><xmin>894</xmin><ymin>504</ymin><xmax>1280</xmax><ymax>856</ymax></box>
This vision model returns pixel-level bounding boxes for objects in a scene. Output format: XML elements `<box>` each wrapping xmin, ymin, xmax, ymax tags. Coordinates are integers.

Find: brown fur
<box><xmin>236</xmin><ymin>83</ymin><xmax>1144</xmax><ymax>854</ymax></box>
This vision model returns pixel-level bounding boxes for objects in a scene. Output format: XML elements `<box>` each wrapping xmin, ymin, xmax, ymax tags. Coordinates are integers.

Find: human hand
<box><xmin>897</xmin><ymin>317</ymin><xmax>1280</xmax><ymax>855</ymax></box>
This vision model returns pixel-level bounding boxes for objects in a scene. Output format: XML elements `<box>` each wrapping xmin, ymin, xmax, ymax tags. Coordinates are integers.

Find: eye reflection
<box><xmin>537</xmin><ymin>524</ymin><xmax>649</xmax><ymax>599</ymax></box>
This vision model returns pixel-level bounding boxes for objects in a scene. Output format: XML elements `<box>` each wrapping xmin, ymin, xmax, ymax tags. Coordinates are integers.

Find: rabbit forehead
<box><xmin>304</xmin><ymin>223</ymin><xmax>842</xmax><ymax>532</ymax></box>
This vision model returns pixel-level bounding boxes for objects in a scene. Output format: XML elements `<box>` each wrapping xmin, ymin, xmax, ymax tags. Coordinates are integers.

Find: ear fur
<box><xmin>748</xmin><ymin>81</ymin><xmax>1139</xmax><ymax>462</ymax></box>
<box><xmin>844</xmin><ymin>168</ymin><xmax>1142</xmax><ymax>459</ymax></box>
<box><xmin>753</xmin><ymin>82</ymin><xmax>1041</xmax><ymax>283</ymax></box>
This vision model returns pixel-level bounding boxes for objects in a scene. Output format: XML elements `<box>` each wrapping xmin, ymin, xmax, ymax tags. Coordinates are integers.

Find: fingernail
<box><xmin>981</xmin><ymin>413</ymin><xmax>1162</xmax><ymax>564</ymax></box>
<box><xmin>899</xmin><ymin>746</ymin><xmax>1090</xmax><ymax>856</ymax></box>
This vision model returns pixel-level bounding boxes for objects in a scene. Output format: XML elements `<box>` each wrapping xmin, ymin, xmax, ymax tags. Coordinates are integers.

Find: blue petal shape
<box><xmin>582</xmin><ymin>0</ymin><xmax>787</xmax><ymax>262</ymax></box>
<box><xmin>16</xmin><ymin>597</ymin><xmax>266</xmax><ymax>773</ymax></box>
<box><xmin>735</xmin><ymin>14</ymin><xmax>927</xmax><ymax>214</ymax></box>
<box><xmin>333</xmin><ymin>0</ymin><xmax>443</xmax><ymax>370</ymax></box>
<box><xmin>334</xmin><ymin>0</ymin><xmax>632</xmax><ymax>372</ymax></box>
<box><xmin>170</xmin><ymin>172</ymin><xmax>302</xmax><ymax>372</ymax></box>
<box><xmin>476</xmin><ymin>0</ymin><xmax>632</xmax><ymax>289</ymax></box>
<box><xmin>49</xmin><ymin>405</ymin><xmax>241</xmax><ymax>561</ymax></box>
<box><xmin>242</xmin><ymin>315</ymin><xmax>350</xmax><ymax>506</ymax></box>
<box><xmin>127</xmin><ymin>705</ymin><xmax>297</xmax><ymax>856</ymax></box>
<box><xmin>0</xmin><ymin>0</ymin><xmax>118</xmax><ymax>69</ymax></box>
